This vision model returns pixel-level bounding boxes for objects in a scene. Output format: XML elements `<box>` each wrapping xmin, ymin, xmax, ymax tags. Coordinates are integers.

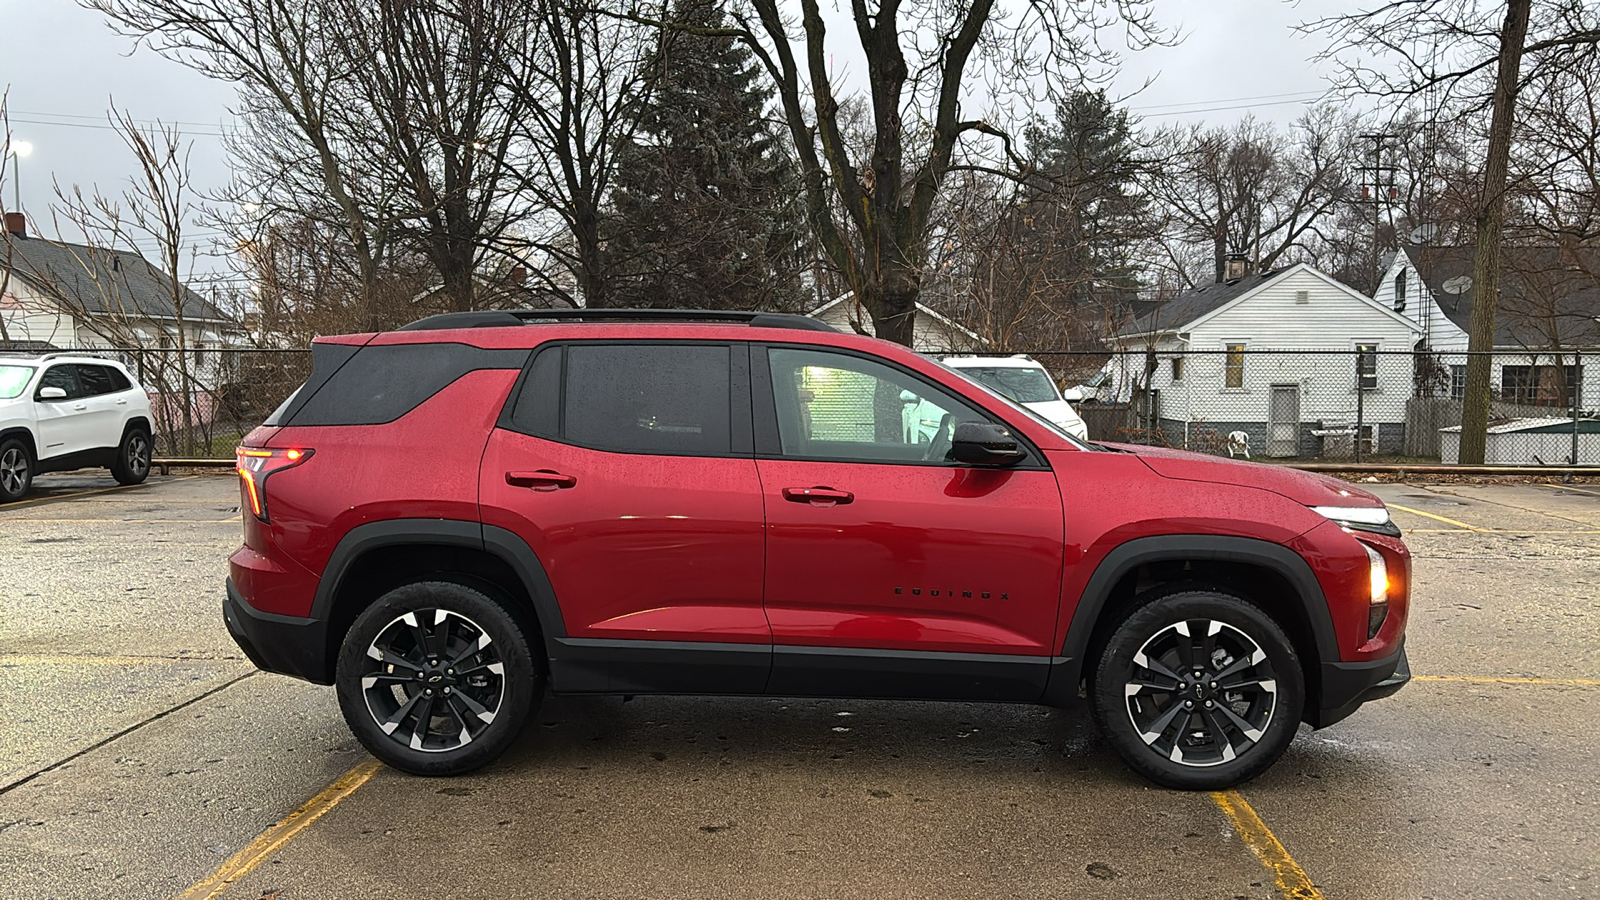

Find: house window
<box><xmin>1224</xmin><ymin>344</ymin><xmax>1245</xmax><ymax>389</ymax></box>
<box><xmin>1450</xmin><ymin>365</ymin><xmax>1466</xmax><ymax>400</ymax></box>
<box><xmin>1170</xmin><ymin>357</ymin><xmax>1184</xmax><ymax>383</ymax></box>
<box><xmin>1500</xmin><ymin>364</ymin><xmax>1581</xmax><ymax>407</ymax></box>
<box><xmin>1355</xmin><ymin>343</ymin><xmax>1379</xmax><ymax>391</ymax></box>
<box><xmin>1393</xmin><ymin>270</ymin><xmax>1407</xmax><ymax>313</ymax></box>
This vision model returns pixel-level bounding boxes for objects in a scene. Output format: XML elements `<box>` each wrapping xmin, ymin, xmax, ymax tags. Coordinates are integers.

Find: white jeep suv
<box><xmin>0</xmin><ymin>354</ymin><xmax>156</xmax><ymax>501</ymax></box>
<box><xmin>941</xmin><ymin>355</ymin><xmax>1090</xmax><ymax>440</ymax></box>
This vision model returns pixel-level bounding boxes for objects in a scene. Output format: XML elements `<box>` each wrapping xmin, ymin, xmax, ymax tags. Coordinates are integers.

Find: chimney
<box><xmin>3</xmin><ymin>212</ymin><xmax>24</xmax><ymax>239</ymax></box>
<box><xmin>1224</xmin><ymin>253</ymin><xmax>1250</xmax><ymax>281</ymax></box>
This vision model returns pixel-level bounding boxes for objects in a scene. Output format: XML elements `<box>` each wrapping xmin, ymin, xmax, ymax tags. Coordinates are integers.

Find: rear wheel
<box><xmin>110</xmin><ymin>427</ymin><xmax>152</xmax><ymax>485</ymax></box>
<box><xmin>0</xmin><ymin>438</ymin><xmax>32</xmax><ymax>502</ymax></box>
<box><xmin>336</xmin><ymin>581</ymin><xmax>542</xmax><ymax>775</ymax></box>
<box><xmin>1091</xmin><ymin>588</ymin><xmax>1304</xmax><ymax>790</ymax></box>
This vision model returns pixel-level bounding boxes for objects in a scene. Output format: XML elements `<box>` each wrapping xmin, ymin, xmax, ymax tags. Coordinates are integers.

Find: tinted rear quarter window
<box><xmin>104</xmin><ymin>366</ymin><xmax>133</xmax><ymax>392</ymax></box>
<box><xmin>563</xmin><ymin>344</ymin><xmax>731</xmax><ymax>455</ymax></box>
<box><xmin>287</xmin><ymin>343</ymin><xmax>530</xmax><ymax>426</ymax></box>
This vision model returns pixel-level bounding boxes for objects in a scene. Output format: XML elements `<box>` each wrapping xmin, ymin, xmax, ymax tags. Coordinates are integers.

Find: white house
<box><xmin>1107</xmin><ymin>263</ymin><xmax>1422</xmax><ymax>457</ymax></box>
<box><xmin>807</xmin><ymin>294</ymin><xmax>986</xmax><ymax>354</ymax></box>
<box><xmin>2</xmin><ymin>213</ymin><xmax>239</xmax><ymax>353</ymax></box>
<box><xmin>1374</xmin><ymin>244</ymin><xmax>1600</xmax><ymax>411</ymax></box>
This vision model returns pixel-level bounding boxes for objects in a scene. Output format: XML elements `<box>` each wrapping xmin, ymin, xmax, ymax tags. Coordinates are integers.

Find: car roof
<box><xmin>0</xmin><ymin>353</ymin><xmax>125</xmax><ymax>366</ymax></box>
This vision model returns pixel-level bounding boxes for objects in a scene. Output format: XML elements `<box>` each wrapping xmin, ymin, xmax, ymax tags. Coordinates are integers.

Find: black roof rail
<box><xmin>399</xmin><ymin>308</ymin><xmax>838</xmax><ymax>334</ymax></box>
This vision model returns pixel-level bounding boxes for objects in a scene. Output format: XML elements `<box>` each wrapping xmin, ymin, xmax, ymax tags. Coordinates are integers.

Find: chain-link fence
<box><xmin>68</xmin><ymin>344</ymin><xmax>1598</xmax><ymax>464</ymax></box>
<box><xmin>90</xmin><ymin>347</ymin><xmax>311</xmax><ymax>457</ymax></box>
<box><xmin>1027</xmin><ymin>348</ymin><xmax>1595</xmax><ymax>465</ymax></box>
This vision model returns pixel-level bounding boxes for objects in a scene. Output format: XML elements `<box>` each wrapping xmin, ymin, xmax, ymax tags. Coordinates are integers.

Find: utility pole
<box><xmin>1356</xmin><ymin>132</ymin><xmax>1397</xmax><ymax>292</ymax></box>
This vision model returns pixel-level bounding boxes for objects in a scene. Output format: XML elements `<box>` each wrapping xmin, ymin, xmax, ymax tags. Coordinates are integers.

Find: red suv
<box><xmin>225</xmin><ymin>310</ymin><xmax>1409</xmax><ymax>789</ymax></box>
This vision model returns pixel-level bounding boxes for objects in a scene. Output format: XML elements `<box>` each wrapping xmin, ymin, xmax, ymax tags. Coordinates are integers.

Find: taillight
<box><xmin>236</xmin><ymin>446</ymin><xmax>314</xmax><ymax>522</ymax></box>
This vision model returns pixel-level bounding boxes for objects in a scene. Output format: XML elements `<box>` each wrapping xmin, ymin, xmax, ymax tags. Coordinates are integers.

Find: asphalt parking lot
<box><xmin>0</xmin><ymin>472</ymin><xmax>1596</xmax><ymax>899</ymax></box>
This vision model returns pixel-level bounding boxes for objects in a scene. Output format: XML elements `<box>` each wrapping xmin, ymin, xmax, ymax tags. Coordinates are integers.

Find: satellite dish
<box><xmin>1409</xmin><ymin>224</ymin><xmax>1440</xmax><ymax>244</ymax></box>
<box><xmin>1442</xmin><ymin>275</ymin><xmax>1473</xmax><ymax>295</ymax></box>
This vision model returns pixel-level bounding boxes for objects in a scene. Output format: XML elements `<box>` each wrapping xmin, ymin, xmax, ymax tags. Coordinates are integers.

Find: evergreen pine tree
<box><xmin>607</xmin><ymin>0</ymin><xmax>807</xmax><ymax>311</ymax></box>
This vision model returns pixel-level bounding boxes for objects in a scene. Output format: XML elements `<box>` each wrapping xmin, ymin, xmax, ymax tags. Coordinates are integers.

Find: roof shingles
<box><xmin>3</xmin><ymin>234</ymin><xmax>232</xmax><ymax>325</ymax></box>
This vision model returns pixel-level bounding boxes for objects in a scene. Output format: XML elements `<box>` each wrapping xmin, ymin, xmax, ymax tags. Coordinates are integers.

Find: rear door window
<box><xmin>562</xmin><ymin>344</ymin><xmax>732</xmax><ymax>456</ymax></box>
<box><xmin>75</xmin><ymin>364</ymin><xmax>116</xmax><ymax>397</ymax></box>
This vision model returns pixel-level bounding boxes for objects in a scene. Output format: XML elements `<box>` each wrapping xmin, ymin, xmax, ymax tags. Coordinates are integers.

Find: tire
<box><xmin>0</xmin><ymin>438</ymin><xmax>32</xmax><ymax>502</ymax></box>
<box><xmin>110</xmin><ymin>426</ymin><xmax>152</xmax><ymax>486</ymax></box>
<box><xmin>1090</xmin><ymin>587</ymin><xmax>1305</xmax><ymax>790</ymax></box>
<box><xmin>335</xmin><ymin>581</ymin><xmax>543</xmax><ymax>776</ymax></box>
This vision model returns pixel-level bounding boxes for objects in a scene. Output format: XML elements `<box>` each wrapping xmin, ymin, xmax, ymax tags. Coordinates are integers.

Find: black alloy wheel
<box><xmin>1092</xmin><ymin>588</ymin><xmax>1304</xmax><ymax>790</ymax></box>
<box><xmin>111</xmin><ymin>428</ymin><xmax>152</xmax><ymax>485</ymax></box>
<box><xmin>336</xmin><ymin>581</ymin><xmax>541</xmax><ymax>775</ymax></box>
<box><xmin>0</xmin><ymin>439</ymin><xmax>32</xmax><ymax>502</ymax></box>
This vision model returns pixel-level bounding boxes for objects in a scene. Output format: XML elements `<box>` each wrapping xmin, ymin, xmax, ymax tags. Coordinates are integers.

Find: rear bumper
<box><xmin>224</xmin><ymin>577</ymin><xmax>332</xmax><ymax>684</ymax></box>
<box><xmin>1310</xmin><ymin>642</ymin><xmax>1410</xmax><ymax>728</ymax></box>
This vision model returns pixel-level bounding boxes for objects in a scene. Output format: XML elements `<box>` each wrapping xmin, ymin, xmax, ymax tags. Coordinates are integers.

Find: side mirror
<box><xmin>899</xmin><ymin>389</ymin><xmax>919</xmax><ymax>405</ymax></box>
<box><xmin>1060</xmin><ymin>387</ymin><xmax>1084</xmax><ymax>402</ymax></box>
<box><xmin>952</xmin><ymin>421</ymin><xmax>1025</xmax><ymax>465</ymax></box>
<box><xmin>38</xmin><ymin>386</ymin><xmax>67</xmax><ymax>401</ymax></box>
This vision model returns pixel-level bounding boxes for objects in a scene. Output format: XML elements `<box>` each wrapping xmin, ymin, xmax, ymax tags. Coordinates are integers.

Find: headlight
<box><xmin>1362</xmin><ymin>542</ymin><xmax>1390</xmax><ymax>639</ymax></box>
<box><xmin>1311</xmin><ymin>505</ymin><xmax>1400</xmax><ymax>536</ymax></box>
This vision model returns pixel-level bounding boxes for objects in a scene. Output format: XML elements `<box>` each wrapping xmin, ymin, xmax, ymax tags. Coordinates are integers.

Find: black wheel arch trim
<box><xmin>1044</xmin><ymin>534</ymin><xmax>1339</xmax><ymax>707</ymax></box>
<box><xmin>309</xmin><ymin>518</ymin><xmax>568</xmax><ymax>650</ymax></box>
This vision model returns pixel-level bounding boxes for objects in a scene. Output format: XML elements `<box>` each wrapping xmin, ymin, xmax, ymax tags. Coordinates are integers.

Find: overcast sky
<box><xmin>2</xmin><ymin>0</ymin><xmax>1368</xmax><ymax>267</ymax></box>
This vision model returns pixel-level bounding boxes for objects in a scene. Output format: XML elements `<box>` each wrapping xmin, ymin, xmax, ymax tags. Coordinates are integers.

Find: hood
<box><xmin>1099</xmin><ymin>442</ymin><xmax>1383</xmax><ymax>508</ymax></box>
<box><xmin>1022</xmin><ymin>399</ymin><xmax>1083</xmax><ymax>425</ymax></box>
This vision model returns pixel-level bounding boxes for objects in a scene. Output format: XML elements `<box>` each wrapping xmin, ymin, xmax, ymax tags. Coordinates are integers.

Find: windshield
<box><xmin>954</xmin><ymin>365</ymin><xmax>1061</xmax><ymax>404</ymax></box>
<box><xmin>0</xmin><ymin>365</ymin><xmax>34</xmax><ymax>400</ymax></box>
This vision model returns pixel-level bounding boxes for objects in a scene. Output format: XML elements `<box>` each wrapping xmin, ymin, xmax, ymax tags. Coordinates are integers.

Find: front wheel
<box><xmin>1091</xmin><ymin>588</ymin><xmax>1305</xmax><ymax>790</ymax></box>
<box><xmin>110</xmin><ymin>427</ymin><xmax>152</xmax><ymax>485</ymax></box>
<box><xmin>335</xmin><ymin>581</ymin><xmax>542</xmax><ymax>775</ymax></box>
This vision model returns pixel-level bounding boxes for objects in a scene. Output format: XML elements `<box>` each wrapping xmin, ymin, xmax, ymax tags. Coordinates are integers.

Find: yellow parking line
<box><xmin>1211</xmin><ymin>790</ymin><xmax>1324</xmax><ymax>899</ymax></box>
<box><xmin>1387</xmin><ymin>503</ymin><xmax>1485</xmax><ymax>532</ymax></box>
<box><xmin>1414</xmin><ymin>675</ymin><xmax>1600</xmax><ymax>686</ymax></box>
<box><xmin>178</xmin><ymin>759</ymin><xmax>382</xmax><ymax>899</ymax></box>
<box><xmin>1540</xmin><ymin>482</ymin><xmax>1600</xmax><ymax>498</ymax></box>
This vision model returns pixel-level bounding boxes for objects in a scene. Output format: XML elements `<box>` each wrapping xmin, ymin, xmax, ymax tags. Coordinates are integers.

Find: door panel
<box><xmin>32</xmin><ymin>365</ymin><xmax>93</xmax><ymax>459</ymax></box>
<box><xmin>757</xmin><ymin>459</ymin><xmax>1066</xmax><ymax>655</ymax></box>
<box><xmin>73</xmin><ymin>365</ymin><xmax>125</xmax><ymax>448</ymax></box>
<box><xmin>481</xmin><ymin>430</ymin><xmax>769</xmax><ymax>643</ymax></box>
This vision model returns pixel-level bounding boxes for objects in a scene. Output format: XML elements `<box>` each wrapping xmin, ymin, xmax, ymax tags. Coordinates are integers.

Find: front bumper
<box><xmin>224</xmin><ymin>577</ymin><xmax>332</xmax><ymax>684</ymax></box>
<box><xmin>1310</xmin><ymin>642</ymin><xmax>1410</xmax><ymax>728</ymax></box>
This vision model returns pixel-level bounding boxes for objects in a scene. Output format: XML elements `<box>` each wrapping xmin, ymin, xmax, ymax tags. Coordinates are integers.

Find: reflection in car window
<box><xmin>954</xmin><ymin>366</ymin><xmax>1060</xmax><ymax>403</ymax></box>
<box><xmin>768</xmin><ymin>347</ymin><xmax>985</xmax><ymax>464</ymax></box>
<box><xmin>0</xmin><ymin>365</ymin><xmax>33</xmax><ymax>400</ymax></box>
<box><xmin>927</xmin><ymin>358</ymin><xmax>1095</xmax><ymax>449</ymax></box>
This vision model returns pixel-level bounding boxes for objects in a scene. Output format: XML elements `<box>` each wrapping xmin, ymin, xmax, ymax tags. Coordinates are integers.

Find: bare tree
<box><xmin>1305</xmin><ymin>0</ymin><xmax>1600</xmax><ymax>464</ymax></box>
<box><xmin>1145</xmin><ymin>108</ymin><xmax>1359</xmax><ymax>288</ymax></box>
<box><xmin>631</xmin><ymin>1</ymin><xmax>1166</xmax><ymax>344</ymax></box>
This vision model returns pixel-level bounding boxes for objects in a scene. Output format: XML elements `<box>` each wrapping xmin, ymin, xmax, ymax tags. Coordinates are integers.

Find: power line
<box><xmin>6</xmin><ymin>117</ymin><xmax>229</xmax><ymax>138</ymax></box>
<box><xmin>1130</xmin><ymin>90</ymin><xmax>1325</xmax><ymax>112</ymax></box>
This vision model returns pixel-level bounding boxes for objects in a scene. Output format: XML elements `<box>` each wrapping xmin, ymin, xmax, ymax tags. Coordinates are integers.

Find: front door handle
<box><xmin>506</xmin><ymin>470</ymin><xmax>577</xmax><ymax>490</ymax></box>
<box><xmin>782</xmin><ymin>486</ymin><xmax>854</xmax><ymax>506</ymax></box>
<box><xmin>72</xmin><ymin>404</ymin><xmax>88</xmax><ymax>411</ymax></box>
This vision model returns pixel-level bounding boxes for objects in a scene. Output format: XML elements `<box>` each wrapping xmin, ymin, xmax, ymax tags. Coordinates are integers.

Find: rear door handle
<box><xmin>505</xmin><ymin>470</ymin><xmax>577</xmax><ymax>490</ymax></box>
<box><xmin>116</xmin><ymin>398</ymin><xmax>128</xmax><ymax>405</ymax></box>
<box><xmin>782</xmin><ymin>486</ymin><xmax>853</xmax><ymax>506</ymax></box>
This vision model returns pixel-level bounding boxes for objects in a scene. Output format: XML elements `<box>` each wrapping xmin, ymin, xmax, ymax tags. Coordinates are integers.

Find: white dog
<box><xmin>1226</xmin><ymin>431</ymin><xmax>1251</xmax><ymax>458</ymax></box>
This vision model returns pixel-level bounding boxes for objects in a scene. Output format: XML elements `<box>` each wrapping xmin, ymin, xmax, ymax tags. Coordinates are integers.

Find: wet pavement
<box><xmin>0</xmin><ymin>473</ymin><xmax>1596</xmax><ymax>898</ymax></box>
